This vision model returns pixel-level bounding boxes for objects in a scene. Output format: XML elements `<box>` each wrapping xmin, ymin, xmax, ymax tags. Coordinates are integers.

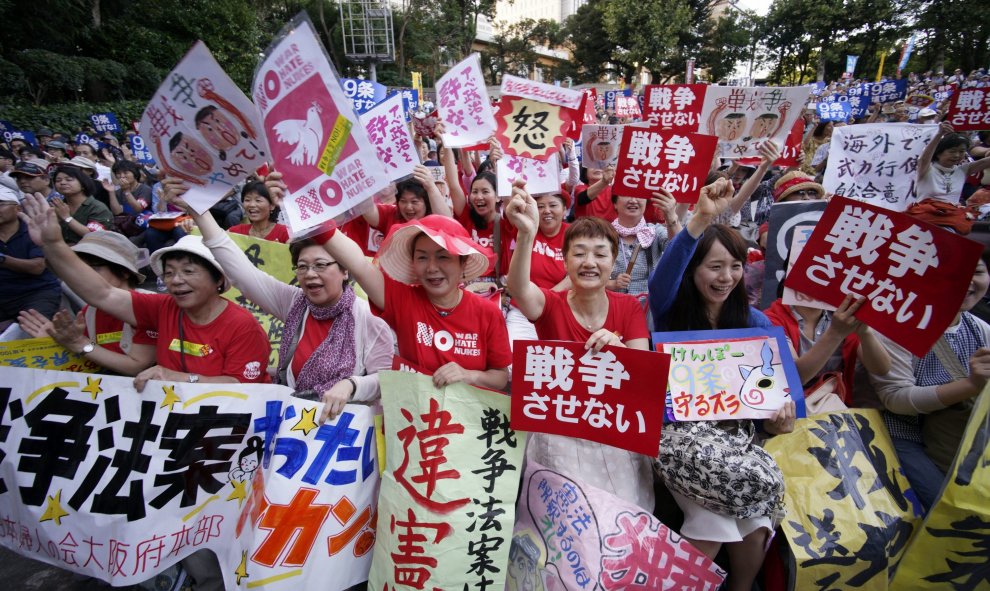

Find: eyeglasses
<box><xmin>292</xmin><ymin>261</ymin><xmax>339</xmax><ymax>275</ymax></box>
<box><xmin>791</xmin><ymin>189</ymin><xmax>820</xmax><ymax>199</ymax></box>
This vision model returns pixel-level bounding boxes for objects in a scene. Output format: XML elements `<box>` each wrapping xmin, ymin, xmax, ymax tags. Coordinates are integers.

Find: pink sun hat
<box><xmin>376</xmin><ymin>215</ymin><xmax>493</xmax><ymax>284</ymax></box>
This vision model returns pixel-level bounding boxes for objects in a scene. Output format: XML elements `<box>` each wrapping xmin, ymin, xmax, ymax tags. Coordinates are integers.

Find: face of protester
<box><xmin>781</xmin><ymin>187</ymin><xmax>822</xmax><ymax>203</ymax></box>
<box><xmin>0</xmin><ymin>201</ymin><xmax>19</xmax><ymax>226</ymax></box>
<box><xmin>294</xmin><ymin>245</ymin><xmax>347</xmax><ymax>307</ymax></box>
<box><xmin>535</xmin><ymin>194</ymin><xmax>565</xmax><ymax>237</ymax></box>
<box><xmin>116</xmin><ymin>169</ymin><xmax>139</xmax><ymax>191</ymax></box>
<box><xmin>0</xmin><ymin>153</ymin><xmax>12</xmax><ymax>172</ymax></box>
<box><xmin>937</xmin><ymin>145</ymin><xmax>969</xmax><ymax>168</ymax></box>
<box><xmin>565</xmin><ymin>235</ymin><xmax>613</xmax><ymax>292</ymax></box>
<box><xmin>197</xmin><ymin>109</ymin><xmax>239</xmax><ymax>152</ymax></box>
<box><xmin>242</xmin><ymin>191</ymin><xmax>273</xmax><ymax>225</ymax></box>
<box><xmin>54</xmin><ymin>172</ymin><xmax>85</xmax><ymax>198</ymax></box>
<box><xmin>161</xmin><ymin>257</ymin><xmax>222</xmax><ymax>312</ymax></box>
<box><xmin>694</xmin><ymin>238</ymin><xmax>744</xmax><ymax>313</ymax></box>
<box><xmin>75</xmin><ymin>144</ymin><xmax>97</xmax><ymax>160</ymax></box>
<box><xmin>83</xmin><ymin>259</ymin><xmax>128</xmax><ymax>289</ymax></box>
<box><xmin>412</xmin><ymin>235</ymin><xmax>464</xmax><ymax>301</ymax></box>
<box><xmin>962</xmin><ymin>260</ymin><xmax>990</xmax><ymax>312</ymax></box>
<box><xmin>15</xmin><ymin>174</ymin><xmax>49</xmax><ymax>195</ymax></box>
<box><xmin>614</xmin><ymin>194</ymin><xmax>645</xmax><ymax>226</ymax></box>
<box><xmin>397</xmin><ymin>190</ymin><xmax>427</xmax><ymax>222</ymax></box>
<box><xmin>170</xmin><ymin>135</ymin><xmax>214</xmax><ymax>176</ymax></box>
<box><xmin>586</xmin><ymin>167</ymin><xmax>604</xmax><ymax>183</ymax></box>
<box><xmin>470</xmin><ymin>178</ymin><xmax>497</xmax><ymax>220</ymax></box>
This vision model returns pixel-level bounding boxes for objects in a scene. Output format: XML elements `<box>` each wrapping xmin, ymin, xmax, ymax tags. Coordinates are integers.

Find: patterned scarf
<box><xmin>612</xmin><ymin>217</ymin><xmax>656</xmax><ymax>248</ymax></box>
<box><xmin>277</xmin><ymin>285</ymin><xmax>357</xmax><ymax>394</ymax></box>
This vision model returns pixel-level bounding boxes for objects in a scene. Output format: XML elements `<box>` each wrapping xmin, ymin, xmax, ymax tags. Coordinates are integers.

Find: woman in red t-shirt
<box><xmin>505</xmin><ymin>183</ymin><xmax>655</xmax><ymax>511</ymax></box>
<box><xmin>358</xmin><ymin>165</ymin><xmax>452</xmax><ymax>238</ymax></box>
<box><xmin>227</xmin><ymin>181</ymin><xmax>290</xmax><ymax>243</ymax></box>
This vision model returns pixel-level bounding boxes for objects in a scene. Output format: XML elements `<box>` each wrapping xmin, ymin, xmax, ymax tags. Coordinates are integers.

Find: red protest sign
<box><xmin>786</xmin><ymin>196</ymin><xmax>983</xmax><ymax>358</ymax></box>
<box><xmin>510</xmin><ymin>340</ymin><xmax>669</xmax><ymax>456</ymax></box>
<box><xmin>615</xmin><ymin>95</ymin><xmax>642</xmax><ymax>119</ymax></box>
<box><xmin>642</xmin><ymin>84</ymin><xmax>706</xmax><ymax>131</ymax></box>
<box><xmin>583</xmin><ymin>88</ymin><xmax>599</xmax><ymax>124</ymax></box>
<box><xmin>614</xmin><ymin>128</ymin><xmax>719</xmax><ymax>201</ymax></box>
<box><xmin>944</xmin><ymin>88</ymin><xmax>990</xmax><ymax>131</ymax></box>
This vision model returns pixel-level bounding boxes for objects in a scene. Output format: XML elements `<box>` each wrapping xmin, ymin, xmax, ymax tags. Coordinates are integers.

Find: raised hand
<box><xmin>18</xmin><ymin>193</ymin><xmax>63</xmax><ymax>246</ymax></box>
<box><xmin>504</xmin><ymin>179</ymin><xmax>538</xmax><ymax>235</ymax></box>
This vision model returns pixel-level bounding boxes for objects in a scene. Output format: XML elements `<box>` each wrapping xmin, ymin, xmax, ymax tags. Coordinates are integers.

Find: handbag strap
<box><xmin>932</xmin><ymin>334</ymin><xmax>968</xmax><ymax>381</ymax></box>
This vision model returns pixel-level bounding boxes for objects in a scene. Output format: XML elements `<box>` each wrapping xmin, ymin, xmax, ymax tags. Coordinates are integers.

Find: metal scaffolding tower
<box><xmin>339</xmin><ymin>0</ymin><xmax>395</xmax><ymax>82</ymax></box>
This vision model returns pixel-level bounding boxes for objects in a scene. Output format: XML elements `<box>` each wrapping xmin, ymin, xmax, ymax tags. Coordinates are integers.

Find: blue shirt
<box><xmin>0</xmin><ymin>220</ymin><xmax>60</xmax><ymax>300</ymax></box>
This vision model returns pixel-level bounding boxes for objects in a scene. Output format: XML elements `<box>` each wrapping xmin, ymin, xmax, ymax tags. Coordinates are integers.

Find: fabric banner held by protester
<box><xmin>700</xmin><ymin>86</ymin><xmax>810</xmax><ymax>159</ymax></box>
<box><xmin>139</xmin><ymin>41</ymin><xmax>270</xmax><ymax>215</ymax></box>
<box><xmin>614</xmin><ymin>128</ymin><xmax>719</xmax><ymax>201</ymax></box>
<box><xmin>944</xmin><ymin>87</ymin><xmax>990</xmax><ymax>131</ymax></box>
<box><xmin>508</xmin><ymin>460</ymin><xmax>726</xmax><ymax>590</ymax></box>
<box><xmin>642</xmin><ymin>84</ymin><xmax>706</xmax><ymax>131</ymax></box>
<box><xmin>822</xmin><ymin>123</ymin><xmax>938</xmax><ymax>211</ymax></box>
<box><xmin>654</xmin><ymin>327</ymin><xmax>806</xmax><ymax>421</ymax></box>
<box><xmin>497</xmin><ymin>153</ymin><xmax>561</xmax><ymax>197</ymax></box>
<box><xmin>765</xmin><ymin>410</ymin><xmax>921</xmax><ymax>591</ymax></box>
<box><xmin>359</xmin><ymin>93</ymin><xmax>418</xmax><ymax>183</ymax></box>
<box><xmin>495</xmin><ymin>75</ymin><xmax>584</xmax><ymax>161</ymax></box>
<box><xmin>436</xmin><ymin>53</ymin><xmax>497</xmax><ymax>149</ymax></box>
<box><xmin>786</xmin><ymin>196</ymin><xmax>984</xmax><ymax>358</ymax></box>
<box><xmin>252</xmin><ymin>13</ymin><xmax>390</xmax><ymax>235</ymax></box>
<box><xmin>510</xmin><ymin>341</ymin><xmax>669</xmax><ymax>456</ymax></box>
<box><xmin>0</xmin><ymin>366</ymin><xmax>381</xmax><ymax>589</ymax></box>
<box><xmin>369</xmin><ymin>371</ymin><xmax>525</xmax><ymax>591</ymax></box>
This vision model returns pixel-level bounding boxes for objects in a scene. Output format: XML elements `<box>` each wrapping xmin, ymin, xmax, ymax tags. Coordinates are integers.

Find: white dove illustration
<box><xmin>273</xmin><ymin>102</ymin><xmax>324</xmax><ymax>166</ymax></box>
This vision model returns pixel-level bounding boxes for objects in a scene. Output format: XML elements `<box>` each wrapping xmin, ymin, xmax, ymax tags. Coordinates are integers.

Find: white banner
<box><xmin>581</xmin><ymin>124</ymin><xmax>625</xmax><ymax>169</ymax></box>
<box><xmin>360</xmin><ymin>93</ymin><xmax>419</xmax><ymax>182</ymax></box>
<box><xmin>700</xmin><ymin>86</ymin><xmax>810</xmax><ymax>159</ymax></box>
<box><xmin>500</xmin><ymin>75</ymin><xmax>584</xmax><ymax>109</ymax></box>
<box><xmin>497</xmin><ymin>153</ymin><xmax>561</xmax><ymax>197</ymax></box>
<box><xmin>436</xmin><ymin>53</ymin><xmax>497</xmax><ymax>148</ymax></box>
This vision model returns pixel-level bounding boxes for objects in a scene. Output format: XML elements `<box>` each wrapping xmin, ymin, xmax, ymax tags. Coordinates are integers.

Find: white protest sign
<box><xmin>822</xmin><ymin>123</ymin><xmax>938</xmax><ymax>211</ymax></box>
<box><xmin>139</xmin><ymin>42</ymin><xmax>270</xmax><ymax>214</ymax></box>
<box><xmin>436</xmin><ymin>53</ymin><xmax>496</xmax><ymax>148</ymax></box>
<box><xmin>359</xmin><ymin>93</ymin><xmax>418</xmax><ymax>182</ymax></box>
<box><xmin>252</xmin><ymin>15</ymin><xmax>390</xmax><ymax>233</ymax></box>
<box><xmin>580</xmin><ymin>124</ymin><xmax>625</xmax><ymax>169</ymax></box>
<box><xmin>497</xmin><ymin>153</ymin><xmax>561</xmax><ymax>197</ymax></box>
<box><xmin>700</xmin><ymin>86</ymin><xmax>810</xmax><ymax>159</ymax></box>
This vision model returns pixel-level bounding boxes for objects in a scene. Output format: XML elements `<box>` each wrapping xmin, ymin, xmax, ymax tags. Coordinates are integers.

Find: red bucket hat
<box><xmin>376</xmin><ymin>215</ymin><xmax>493</xmax><ymax>284</ymax></box>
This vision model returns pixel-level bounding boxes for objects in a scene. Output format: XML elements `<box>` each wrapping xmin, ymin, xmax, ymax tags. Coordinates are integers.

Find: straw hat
<box><xmin>773</xmin><ymin>171</ymin><xmax>824</xmax><ymax>202</ymax></box>
<box><xmin>376</xmin><ymin>215</ymin><xmax>492</xmax><ymax>284</ymax></box>
<box><xmin>72</xmin><ymin>231</ymin><xmax>148</xmax><ymax>284</ymax></box>
<box><xmin>149</xmin><ymin>235</ymin><xmax>230</xmax><ymax>292</ymax></box>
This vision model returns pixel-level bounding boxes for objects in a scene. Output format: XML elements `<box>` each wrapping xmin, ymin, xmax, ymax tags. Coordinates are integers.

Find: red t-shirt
<box><xmin>342</xmin><ymin>216</ymin><xmax>385</xmax><ymax>256</ymax></box>
<box><xmin>228</xmin><ymin>223</ymin><xmax>291</xmax><ymax>243</ymax></box>
<box><xmin>290</xmin><ymin>314</ymin><xmax>333</xmax><ymax>378</ymax></box>
<box><xmin>375</xmin><ymin>276</ymin><xmax>512</xmax><ymax>373</ymax></box>
<box><xmin>131</xmin><ymin>292</ymin><xmax>271</xmax><ymax>382</ymax></box>
<box><xmin>573</xmin><ymin>183</ymin><xmax>616</xmax><ymax>222</ymax></box>
<box><xmin>370</xmin><ymin>203</ymin><xmax>402</xmax><ymax>235</ymax></box>
<box><xmin>534</xmin><ymin>287</ymin><xmax>649</xmax><ymax>344</ymax></box>
<box><xmin>82</xmin><ymin>305</ymin><xmax>156</xmax><ymax>355</ymax></box>
<box><xmin>504</xmin><ymin>224</ymin><xmax>568</xmax><ymax>288</ymax></box>
<box><xmin>456</xmin><ymin>208</ymin><xmax>507</xmax><ymax>277</ymax></box>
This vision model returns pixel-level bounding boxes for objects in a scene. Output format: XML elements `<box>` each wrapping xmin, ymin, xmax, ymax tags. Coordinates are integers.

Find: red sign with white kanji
<box><xmin>510</xmin><ymin>341</ymin><xmax>669</xmax><ymax>456</ymax></box>
<box><xmin>944</xmin><ymin>88</ymin><xmax>990</xmax><ymax>131</ymax></box>
<box><xmin>614</xmin><ymin>128</ymin><xmax>719</xmax><ymax>201</ymax></box>
<box><xmin>615</xmin><ymin>96</ymin><xmax>641</xmax><ymax>119</ymax></box>
<box><xmin>786</xmin><ymin>196</ymin><xmax>983</xmax><ymax>358</ymax></box>
<box><xmin>642</xmin><ymin>84</ymin><xmax>706</xmax><ymax>131</ymax></box>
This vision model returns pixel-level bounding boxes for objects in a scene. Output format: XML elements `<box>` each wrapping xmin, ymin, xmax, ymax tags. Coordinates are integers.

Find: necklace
<box><xmin>249</xmin><ymin>221</ymin><xmax>273</xmax><ymax>238</ymax></box>
<box><xmin>429</xmin><ymin>291</ymin><xmax>462</xmax><ymax>317</ymax></box>
<box><xmin>568</xmin><ymin>292</ymin><xmax>606</xmax><ymax>331</ymax></box>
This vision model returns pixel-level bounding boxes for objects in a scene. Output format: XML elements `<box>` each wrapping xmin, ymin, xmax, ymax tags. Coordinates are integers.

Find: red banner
<box><xmin>510</xmin><ymin>341</ymin><xmax>669</xmax><ymax>456</ymax></box>
<box><xmin>614</xmin><ymin>128</ymin><xmax>719</xmax><ymax>201</ymax></box>
<box><xmin>944</xmin><ymin>88</ymin><xmax>990</xmax><ymax>131</ymax></box>
<box><xmin>642</xmin><ymin>84</ymin><xmax>706</xmax><ymax>131</ymax></box>
<box><xmin>615</xmin><ymin>95</ymin><xmax>642</xmax><ymax>119</ymax></box>
<box><xmin>786</xmin><ymin>196</ymin><xmax>983</xmax><ymax>358</ymax></box>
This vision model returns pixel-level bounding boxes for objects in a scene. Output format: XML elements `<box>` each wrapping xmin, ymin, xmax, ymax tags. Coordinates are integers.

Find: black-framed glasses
<box><xmin>292</xmin><ymin>261</ymin><xmax>340</xmax><ymax>275</ymax></box>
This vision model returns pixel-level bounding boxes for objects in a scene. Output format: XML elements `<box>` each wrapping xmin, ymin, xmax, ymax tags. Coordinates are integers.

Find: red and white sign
<box><xmin>496</xmin><ymin>154</ymin><xmax>561</xmax><ymax>197</ymax></box>
<box><xmin>582</xmin><ymin>88</ymin><xmax>599</xmax><ymax>124</ymax></box>
<box><xmin>944</xmin><ymin>88</ymin><xmax>990</xmax><ymax>131</ymax></box>
<box><xmin>252</xmin><ymin>18</ymin><xmax>389</xmax><ymax>233</ymax></box>
<box><xmin>581</xmin><ymin>124</ymin><xmax>625</xmax><ymax>170</ymax></box>
<box><xmin>615</xmin><ymin>95</ymin><xmax>642</xmax><ymax>119</ymax></box>
<box><xmin>510</xmin><ymin>341</ymin><xmax>669</xmax><ymax>456</ymax></box>
<box><xmin>614</xmin><ymin>128</ymin><xmax>719</xmax><ymax>201</ymax></box>
<box><xmin>737</xmin><ymin>119</ymin><xmax>804</xmax><ymax>168</ymax></box>
<box><xmin>360</xmin><ymin>93</ymin><xmax>418</xmax><ymax>182</ymax></box>
<box><xmin>436</xmin><ymin>53</ymin><xmax>496</xmax><ymax>148</ymax></box>
<box><xmin>787</xmin><ymin>196</ymin><xmax>984</xmax><ymax>358</ymax></box>
<box><xmin>701</xmin><ymin>86</ymin><xmax>811</xmax><ymax>158</ymax></box>
<box><xmin>643</xmin><ymin>84</ymin><xmax>706</xmax><ymax>131</ymax></box>
<box><xmin>495</xmin><ymin>75</ymin><xmax>584</xmax><ymax>161</ymax></box>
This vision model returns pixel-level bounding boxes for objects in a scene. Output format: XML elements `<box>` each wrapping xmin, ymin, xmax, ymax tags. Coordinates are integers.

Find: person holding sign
<box><xmin>648</xmin><ymin>178</ymin><xmax>795</xmax><ymax>590</ymax></box>
<box><xmin>359</xmin><ymin>165</ymin><xmax>452</xmax><ymax>237</ymax></box>
<box><xmin>505</xmin><ymin>181</ymin><xmax>655</xmax><ymax>511</ymax></box>
<box><xmin>607</xmin><ymin>190</ymin><xmax>679</xmax><ymax>300</ymax></box>
<box><xmin>162</xmin><ymin>179</ymin><xmax>393</xmax><ymax>424</ymax></box>
<box><xmin>917</xmin><ymin>122</ymin><xmax>990</xmax><ymax>205</ymax></box>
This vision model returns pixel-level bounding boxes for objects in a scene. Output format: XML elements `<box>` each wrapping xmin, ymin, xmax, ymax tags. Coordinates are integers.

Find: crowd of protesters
<box><xmin>3</xmin><ymin>65</ymin><xmax>990</xmax><ymax>591</ymax></box>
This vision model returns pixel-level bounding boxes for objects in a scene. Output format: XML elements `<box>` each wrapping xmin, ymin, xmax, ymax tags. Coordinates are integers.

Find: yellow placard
<box><xmin>0</xmin><ymin>337</ymin><xmax>100</xmax><ymax>373</ymax></box>
<box><xmin>317</xmin><ymin>115</ymin><xmax>352</xmax><ymax>176</ymax></box>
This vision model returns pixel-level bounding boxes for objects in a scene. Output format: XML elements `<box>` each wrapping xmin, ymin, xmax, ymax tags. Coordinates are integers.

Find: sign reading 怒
<box><xmin>435</xmin><ymin>53</ymin><xmax>496</xmax><ymax>148</ymax></box>
<box><xmin>614</xmin><ymin>128</ymin><xmax>719</xmax><ymax>201</ymax></box>
<box><xmin>494</xmin><ymin>75</ymin><xmax>584</xmax><ymax>161</ymax></box>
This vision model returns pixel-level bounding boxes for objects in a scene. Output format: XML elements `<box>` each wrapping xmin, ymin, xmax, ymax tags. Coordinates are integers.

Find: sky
<box><xmin>733</xmin><ymin>0</ymin><xmax>773</xmax><ymax>16</ymax></box>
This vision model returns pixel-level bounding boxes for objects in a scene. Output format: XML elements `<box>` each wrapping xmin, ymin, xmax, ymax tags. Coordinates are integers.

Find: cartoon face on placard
<box><xmin>194</xmin><ymin>106</ymin><xmax>240</xmax><ymax>153</ymax></box>
<box><xmin>716</xmin><ymin>113</ymin><xmax>747</xmax><ymax>141</ymax></box>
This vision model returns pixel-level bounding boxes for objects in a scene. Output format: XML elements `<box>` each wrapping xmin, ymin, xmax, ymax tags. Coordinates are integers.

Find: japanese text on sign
<box><xmin>436</xmin><ymin>53</ymin><xmax>496</xmax><ymax>148</ymax></box>
<box><xmin>614</xmin><ymin>128</ymin><xmax>719</xmax><ymax>201</ymax></box>
<box><xmin>945</xmin><ymin>88</ymin><xmax>990</xmax><ymax>131</ymax></box>
<box><xmin>642</xmin><ymin>84</ymin><xmax>706</xmax><ymax>131</ymax></box>
<box><xmin>360</xmin><ymin>93</ymin><xmax>418</xmax><ymax>182</ymax></box>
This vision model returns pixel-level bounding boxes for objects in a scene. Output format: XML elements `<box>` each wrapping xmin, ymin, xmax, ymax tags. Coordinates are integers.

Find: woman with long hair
<box><xmin>49</xmin><ymin>164</ymin><xmax>113</xmax><ymax>244</ymax></box>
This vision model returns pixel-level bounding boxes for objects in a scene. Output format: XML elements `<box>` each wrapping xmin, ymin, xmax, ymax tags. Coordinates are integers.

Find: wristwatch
<box><xmin>80</xmin><ymin>342</ymin><xmax>95</xmax><ymax>354</ymax></box>
<box><xmin>63</xmin><ymin>216</ymin><xmax>73</xmax><ymax>224</ymax></box>
<box><xmin>188</xmin><ymin>374</ymin><xmax>200</xmax><ymax>383</ymax></box>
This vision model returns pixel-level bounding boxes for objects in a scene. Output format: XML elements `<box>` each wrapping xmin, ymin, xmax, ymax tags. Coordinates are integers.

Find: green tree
<box><xmin>560</xmin><ymin>0</ymin><xmax>621</xmax><ymax>83</ymax></box>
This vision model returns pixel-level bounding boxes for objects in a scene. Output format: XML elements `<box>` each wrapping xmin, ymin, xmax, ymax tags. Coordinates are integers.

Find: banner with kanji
<box><xmin>700</xmin><ymin>86</ymin><xmax>810</xmax><ymax>158</ymax></box>
<box><xmin>436</xmin><ymin>53</ymin><xmax>497</xmax><ymax>148</ymax></box>
<box><xmin>89</xmin><ymin>113</ymin><xmax>120</xmax><ymax>134</ymax></box>
<box><xmin>496</xmin><ymin>153</ymin><xmax>561</xmax><ymax>197</ymax></box>
<box><xmin>252</xmin><ymin>14</ymin><xmax>390</xmax><ymax>235</ymax></box>
<box><xmin>369</xmin><ymin>371</ymin><xmax>525</xmax><ymax>591</ymax></box>
<box><xmin>0</xmin><ymin>366</ymin><xmax>381</xmax><ymax>589</ymax></box>
<box><xmin>765</xmin><ymin>410</ymin><xmax>921</xmax><ymax>591</ymax></box>
<box><xmin>128</xmin><ymin>134</ymin><xmax>155</xmax><ymax>165</ymax></box>
<box><xmin>0</xmin><ymin>337</ymin><xmax>101</xmax><ymax>373</ymax></box>
<box><xmin>614</xmin><ymin>95</ymin><xmax>641</xmax><ymax>119</ymax></box>
<box><xmin>822</xmin><ymin>123</ymin><xmax>938</xmax><ymax>211</ymax></box>
<box><xmin>360</xmin><ymin>93</ymin><xmax>418</xmax><ymax>182</ymax></box>
<box><xmin>761</xmin><ymin>200</ymin><xmax>828</xmax><ymax>309</ymax></box>
<box><xmin>341</xmin><ymin>78</ymin><xmax>387</xmax><ymax>115</ymax></box>
<box><xmin>786</xmin><ymin>196</ymin><xmax>983</xmax><ymax>358</ymax></box>
<box><xmin>862</xmin><ymin>80</ymin><xmax>908</xmax><ymax>105</ymax></box>
<box><xmin>510</xmin><ymin>341</ymin><xmax>669</xmax><ymax>456</ymax></box>
<box><xmin>508</xmin><ymin>460</ymin><xmax>726</xmax><ymax>590</ymax></box>
<box><xmin>890</xmin><ymin>386</ymin><xmax>990</xmax><ymax>589</ymax></box>
<box><xmin>653</xmin><ymin>327</ymin><xmax>806</xmax><ymax>421</ymax></box>
<box><xmin>139</xmin><ymin>41</ymin><xmax>270</xmax><ymax>214</ymax></box>
<box><xmin>817</xmin><ymin>101</ymin><xmax>852</xmax><ymax>122</ymax></box>
<box><xmin>580</xmin><ymin>124</ymin><xmax>625</xmax><ymax>170</ymax></box>
<box><xmin>944</xmin><ymin>87</ymin><xmax>990</xmax><ymax>131</ymax></box>
<box><xmin>642</xmin><ymin>84</ymin><xmax>706</xmax><ymax>131</ymax></box>
<box><xmin>614</xmin><ymin>128</ymin><xmax>719</xmax><ymax>201</ymax></box>
<box><xmin>494</xmin><ymin>75</ymin><xmax>583</xmax><ymax>161</ymax></box>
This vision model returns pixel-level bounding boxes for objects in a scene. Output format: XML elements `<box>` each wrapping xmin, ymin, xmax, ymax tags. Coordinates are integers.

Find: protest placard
<box><xmin>360</xmin><ymin>93</ymin><xmax>418</xmax><ymax>182</ymax></box>
<box><xmin>0</xmin><ymin>366</ymin><xmax>381</xmax><ymax>589</ymax></box>
<box><xmin>737</xmin><ymin>119</ymin><xmax>803</xmax><ymax>169</ymax></box>
<box><xmin>370</xmin><ymin>371</ymin><xmax>524</xmax><ymax>591</ymax></box>
<box><xmin>496</xmin><ymin>153</ymin><xmax>561</xmax><ymax>197</ymax></box>
<box><xmin>0</xmin><ymin>337</ymin><xmax>101</xmax><ymax>373</ymax></box>
<box><xmin>385</xmin><ymin>89</ymin><xmax>419</xmax><ymax>122</ymax></box>
<box><xmin>782</xmin><ymin>228</ymin><xmax>836</xmax><ymax>311</ymax></box>
<box><xmin>822</xmin><ymin>123</ymin><xmax>938</xmax><ymax>211</ymax></box>
<box><xmin>436</xmin><ymin>53</ymin><xmax>496</xmax><ymax>148</ymax></box>
<box><xmin>140</xmin><ymin>41</ymin><xmax>269</xmax><ymax>214</ymax></box>
<box><xmin>89</xmin><ymin>113</ymin><xmax>120</xmax><ymax>134</ymax></box>
<box><xmin>494</xmin><ymin>75</ymin><xmax>584</xmax><ymax>161</ymax></box>
<box><xmin>252</xmin><ymin>14</ymin><xmax>390</xmax><ymax>234</ymax></box>
<box><xmin>615</xmin><ymin>95</ymin><xmax>641</xmax><ymax>119</ymax></box>
<box><xmin>817</xmin><ymin>101</ymin><xmax>852</xmax><ymax>122</ymax></box>
<box><xmin>340</xmin><ymin>78</ymin><xmax>386</xmax><ymax>115</ymax></box>
<box><xmin>614</xmin><ymin>128</ymin><xmax>719</xmax><ymax>201</ymax></box>
<box><xmin>580</xmin><ymin>124</ymin><xmax>624</xmax><ymax>170</ymax></box>
<box><xmin>582</xmin><ymin>88</ymin><xmax>598</xmax><ymax>124</ymax></box>
<box><xmin>412</xmin><ymin>110</ymin><xmax>438</xmax><ymax>139</ymax></box>
<box><xmin>604</xmin><ymin>90</ymin><xmax>619</xmax><ymax>112</ymax></box>
<box><xmin>765</xmin><ymin>410</ymin><xmax>921</xmax><ymax>591</ymax></box>
<box><xmin>862</xmin><ymin>80</ymin><xmax>908</xmax><ymax>104</ymax></box>
<box><xmin>3</xmin><ymin>129</ymin><xmax>37</xmax><ymax>147</ymax></box>
<box><xmin>642</xmin><ymin>84</ymin><xmax>706</xmax><ymax>131</ymax></box>
<box><xmin>700</xmin><ymin>86</ymin><xmax>810</xmax><ymax>158</ymax></box>
<box><xmin>786</xmin><ymin>196</ymin><xmax>984</xmax><ymax>358</ymax></box>
<box><xmin>510</xmin><ymin>341</ymin><xmax>669</xmax><ymax>456</ymax></box>
<box><xmin>944</xmin><ymin>87</ymin><xmax>990</xmax><ymax>131</ymax></box>
<box><xmin>762</xmin><ymin>200</ymin><xmax>828</xmax><ymax>309</ymax></box>
<box><xmin>654</xmin><ymin>327</ymin><xmax>805</xmax><ymax>421</ymax></box>
<box><xmin>508</xmin><ymin>460</ymin><xmax>726</xmax><ymax>590</ymax></box>
<box><xmin>128</xmin><ymin>134</ymin><xmax>155</xmax><ymax>165</ymax></box>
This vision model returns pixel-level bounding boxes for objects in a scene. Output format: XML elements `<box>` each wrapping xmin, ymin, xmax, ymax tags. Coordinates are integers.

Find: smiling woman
<box><xmin>227</xmin><ymin>181</ymin><xmax>290</xmax><ymax>243</ymax></box>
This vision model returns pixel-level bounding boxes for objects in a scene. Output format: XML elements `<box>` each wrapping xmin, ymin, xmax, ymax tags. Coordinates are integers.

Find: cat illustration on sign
<box><xmin>738</xmin><ymin>341</ymin><xmax>791</xmax><ymax>411</ymax></box>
